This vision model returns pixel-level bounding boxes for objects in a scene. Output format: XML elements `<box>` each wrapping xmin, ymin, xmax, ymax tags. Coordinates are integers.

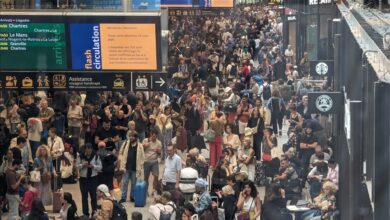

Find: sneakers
<box><xmin>130</xmin><ymin>197</ymin><xmax>135</xmax><ymax>202</ymax></box>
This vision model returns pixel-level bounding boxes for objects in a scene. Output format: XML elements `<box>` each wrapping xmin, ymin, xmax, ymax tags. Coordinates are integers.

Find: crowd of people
<box><xmin>0</xmin><ymin>3</ymin><xmax>338</xmax><ymax>220</ymax></box>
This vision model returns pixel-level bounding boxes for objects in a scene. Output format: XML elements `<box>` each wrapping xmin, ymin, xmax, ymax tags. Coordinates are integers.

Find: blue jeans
<box><xmin>121</xmin><ymin>170</ymin><xmax>137</xmax><ymax>200</ymax></box>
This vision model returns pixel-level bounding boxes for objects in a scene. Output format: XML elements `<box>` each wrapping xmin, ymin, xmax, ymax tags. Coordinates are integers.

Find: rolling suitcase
<box><xmin>53</xmin><ymin>159</ymin><xmax>63</xmax><ymax>213</ymax></box>
<box><xmin>134</xmin><ymin>180</ymin><xmax>147</xmax><ymax>207</ymax></box>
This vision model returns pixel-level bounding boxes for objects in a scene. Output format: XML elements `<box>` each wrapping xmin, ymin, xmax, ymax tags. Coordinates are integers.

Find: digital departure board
<box><xmin>0</xmin><ymin>21</ymin><xmax>67</xmax><ymax>70</ymax></box>
<box><xmin>0</xmin><ymin>15</ymin><xmax>161</xmax><ymax>71</ymax></box>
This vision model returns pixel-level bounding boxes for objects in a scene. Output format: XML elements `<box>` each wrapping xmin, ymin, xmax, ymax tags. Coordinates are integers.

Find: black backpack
<box><xmin>271</xmin><ymin>98</ymin><xmax>281</xmax><ymax>113</ymax></box>
<box><xmin>111</xmin><ymin>200</ymin><xmax>127</xmax><ymax>220</ymax></box>
<box><xmin>230</xmin><ymin>65</ymin><xmax>238</xmax><ymax>76</ymax></box>
<box><xmin>206</xmin><ymin>75</ymin><xmax>217</xmax><ymax>88</ymax></box>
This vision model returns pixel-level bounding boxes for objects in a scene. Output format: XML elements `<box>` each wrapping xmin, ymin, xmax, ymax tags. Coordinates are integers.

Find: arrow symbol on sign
<box><xmin>156</xmin><ymin>77</ymin><xmax>165</xmax><ymax>87</ymax></box>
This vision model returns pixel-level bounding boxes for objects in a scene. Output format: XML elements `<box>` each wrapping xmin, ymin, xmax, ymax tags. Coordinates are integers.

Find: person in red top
<box><xmin>20</xmin><ymin>177</ymin><xmax>38</xmax><ymax>218</ymax></box>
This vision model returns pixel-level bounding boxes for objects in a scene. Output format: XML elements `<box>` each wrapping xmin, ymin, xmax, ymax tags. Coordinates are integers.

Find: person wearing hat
<box><xmin>238</xmin><ymin>137</ymin><xmax>255</xmax><ymax>181</ymax></box>
<box><xmin>77</xmin><ymin>143</ymin><xmax>102</xmax><ymax>217</ymax></box>
<box><xmin>118</xmin><ymin>131</ymin><xmax>145</xmax><ymax>203</ymax></box>
<box><xmin>193</xmin><ymin>178</ymin><xmax>211</xmax><ymax>215</ymax></box>
<box><xmin>95</xmin><ymin>184</ymin><xmax>114</xmax><ymax>220</ymax></box>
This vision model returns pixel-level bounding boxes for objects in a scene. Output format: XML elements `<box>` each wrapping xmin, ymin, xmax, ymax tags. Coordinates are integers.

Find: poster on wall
<box><xmin>0</xmin><ymin>15</ymin><xmax>161</xmax><ymax>71</ymax></box>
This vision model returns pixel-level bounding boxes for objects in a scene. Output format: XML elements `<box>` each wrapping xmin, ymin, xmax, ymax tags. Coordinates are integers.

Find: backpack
<box><xmin>194</xmin><ymin>160</ymin><xmax>209</xmax><ymax>178</ymax></box>
<box><xmin>159</xmin><ymin>204</ymin><xmax>176</xmax><ymax>220</ymax></box>
<box><xmin>262</xmin><ymin>84</ymin><xmax>271</xmax><ymax>101</ymax></box>
<box><xmin>271</xmin><ymin>98</ymin><xmax>281</xmax><ymax>113</ymax></box>
<box><xmin>230</xmin><ymin>65</ymin><xmax>238</xmax><ymax>76</ymax></box>
<box><xmin>206</xmin><ymin>75</ymin><xmax>217</xmax><ymax>88</ymax></box>
<box><xmin>111</xmin><ymin>200</ymin><xmax>127</xmax><ymax>220</ymax></box>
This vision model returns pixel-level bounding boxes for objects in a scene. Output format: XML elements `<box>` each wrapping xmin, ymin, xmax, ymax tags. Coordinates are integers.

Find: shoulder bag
<box><xmin>30</xmin><ymin>170</ymin><xmax>41</xmax><ymax>182</ymax></box>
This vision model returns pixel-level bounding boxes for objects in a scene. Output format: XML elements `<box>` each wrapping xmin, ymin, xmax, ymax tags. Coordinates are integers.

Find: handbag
<box><xmin>218</xmin><ymin>208</ymin><xmax>225</xmax><ymax>220</ymax></box>
<box><xmin>41</xmin><ymin>171</ymin><xmax>52</xmax><ymax>184</ymax></box>
<box><xmin>30</xmin><ymin>170</ymin><xmax>41</xmax><ymax>182</ymax></box>
<box><xmin>262</xmin><ymin>153</ymin><xmax>272</xmax><ymax>161</ymax></box>
<box><xmin>191</xmin><ymin>134</ymin><xmax>206</xmax><ymax>150</ymax></box>
<box><xmin>245</xmin><ymin>117</ymin><xmax>261</xmax><ymax>137</ymax></box>
<box><xmin>237</xmin><ymin>198</ymin><xmax>255</xmax><ymax>220</ymax></box>
<box><xmin>237</xmin><ymin>212</ymin><xmax>250</xmax><ymax>220</ymax></box>
<box><xmin>204</xmin><ymin>128</ymin><xmax>216</xmax><ymax>142</ymax></box>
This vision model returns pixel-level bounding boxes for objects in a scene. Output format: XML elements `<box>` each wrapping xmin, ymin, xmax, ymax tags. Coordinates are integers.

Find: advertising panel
<box><xmin>199</xmin><ymin>0</ymin><xmax>233</xmax><ymax>7</ymax></box>
<box><xmin>161</xmin><ymin>0</ymin><xmax>192</xmax><ymax>7</ymax></box>
<box><xmin>0</xmin><ymin>15</ymin><xmax>161</xmax><ymax>71</ymax></box>
<box><xmin>132</xmin><ymin>0</ymin><xmax>161</xmax><ymax>10</ymax></box>
<box><xmin>70</xmin><ymin>23</ymin><xmax>157</xmax><ymax>70</ymax></box>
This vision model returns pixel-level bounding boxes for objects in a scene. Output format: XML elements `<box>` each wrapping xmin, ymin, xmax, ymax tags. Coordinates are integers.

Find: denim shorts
<box><xmin>144</xmin><ymin>160</ymin><xmax>159</xmax><ymax>176</ymax></box>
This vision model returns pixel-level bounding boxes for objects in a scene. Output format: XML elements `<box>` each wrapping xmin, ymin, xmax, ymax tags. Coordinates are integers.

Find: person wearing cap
<box><xmin>193</xmin><ymin>178</ymin><xmax>211</xmax><ymax>215</ymax></box>
<box><xmin>77</xmin><ymin>143</ymin><xmax>102</xmax><ymax>217</ymax></box>
<box><xmin>118</xmin><ymin>132</ymin><xmax>145</xmax><ymax>203</ymax></box>
<box><xmin>95</xmin><ymin>184</ymin><xmax>114</xmax><ymax>220</ymax></box>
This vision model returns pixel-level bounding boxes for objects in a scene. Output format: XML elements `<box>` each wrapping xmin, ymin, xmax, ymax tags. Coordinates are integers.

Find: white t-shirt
<box><xmin>27</xmin><ymin>118</ymin><xmax>43</xmax><ymax>142</ymax></box>
<box><xmin>179</xmin><ymin>167</ymin><xmax>199</xmax><ymax>193</ymax></box>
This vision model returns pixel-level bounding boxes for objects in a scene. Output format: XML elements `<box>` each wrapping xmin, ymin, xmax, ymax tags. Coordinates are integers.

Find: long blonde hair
<box><xmin>35</xmin><ymin>145</ymin><xmax>50</xmax><ymax>159</ymax></box>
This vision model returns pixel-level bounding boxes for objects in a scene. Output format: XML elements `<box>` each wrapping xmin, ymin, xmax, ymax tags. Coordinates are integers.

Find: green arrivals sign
<box><xmin>0</xmin><ymin>23</ymin><xmax>67</xmax><ymax>70</ymax></box>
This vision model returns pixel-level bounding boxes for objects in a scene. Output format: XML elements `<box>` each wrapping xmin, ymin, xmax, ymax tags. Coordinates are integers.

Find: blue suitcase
<box><xmin>134</xmin><ymin>180</ymin><xmax>147</xmax><ymax>207</ymax></box>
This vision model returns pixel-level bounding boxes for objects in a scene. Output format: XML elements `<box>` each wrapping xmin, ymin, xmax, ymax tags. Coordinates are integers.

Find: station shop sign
<box><xmin>0</xmin><ymin>72</ymin><xmax>167</xmax><ymax>91</ymax></box>
<box><xmin>308</xmin><ymin>92</ymin><xmax>343</xmax><ymax>114</ymax></box>
<box><xmin>283</xmin><ymin>0</ymin><xmax>333</xmax><ymax>9</ymax></box>
<box><xmin>310</xmin><ymin>60</ymin><xmax>334</xmax><ymax>77</ymax></box>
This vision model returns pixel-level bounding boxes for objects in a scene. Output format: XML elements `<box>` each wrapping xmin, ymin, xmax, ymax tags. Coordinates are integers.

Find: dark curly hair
<box><xmin>243</xmin><ymin>180</ymin><xmax>258</xmax><ymax>198</ymax></box>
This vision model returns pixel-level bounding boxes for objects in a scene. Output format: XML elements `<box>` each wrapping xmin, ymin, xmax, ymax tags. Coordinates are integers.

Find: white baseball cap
<box><xmin>97</xmin><ymin>184</ymin><xmax>111</xmax><ymax>197</ymax></box>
